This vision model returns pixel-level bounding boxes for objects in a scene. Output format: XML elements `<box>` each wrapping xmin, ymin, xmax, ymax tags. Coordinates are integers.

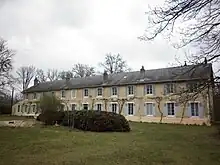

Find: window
<box><xmin>33</xmin><ymin>93</ymin><xmax>37</xmax><ymax>99</ymax></box>
<box><xmin>18</xmin><ymin>105</ymin><xmax>20</xmax><ymax>112</ymax></box>
<box><xmin>188</xmin><ymin>83</ymin><xmax>199</xmax><ymax>93</ymax></box>
<box><xmin>190</xmin><ymin>102</ymin><xmax>199</xmax><ymax>116</ymax></box>
<box><xmin>84</xmin><ymin>89</ymin><xmax>89</xmax><ymax>97</ymax></box>
<box><xmin>83</xmin><ymin>104</ymin><xmax>89</xmax><ymax>110</ymax></box>
<box><xmin>25</xmin><ymin>94</ymin><xmax>28</xmax><ymax>99</ymax></box>
<box><xmin>97</xmin><ymin>88</ymin><xmax>103</xmax><ymax>96</ymax></box>
<box><xmin>146</xmin><ymin>85</ymin><xmax>153</xmax><ymax>94</ymax></box>
<box><xmin>112</xmin><ymin>87</ymin><xmax>117</xmax><ymax>96</ymax></box>
<box><xmin>165</xmin><ymin>84</ymin><xmax>174</xmax><ymax>94</ymax></box>
<box><xmin>97</xmin><ymin>104</ymin><xmax>102</xmax><ymax>111</ymax></box>
<box><xmin>128</xmin><ymin>86</ymin><xmax>134</xmax><ymax>95</ymax></box>
<box><xmin>71</xmin><ymin>90</ymin><xmax>76</xmax><ymax>98</ymax></box>
<box><xmin>32</xmin><ymin>105</ymin><xmax>36</xmax><ymax>113</ymax></box>
<box><xmin>167</xmin><ymin>103</ymin><xmax>175</xmax><ymax>116</ymax></box>
<box><xmin>71</xmin><ymin>104</ymin><xmax>76</xmax><ymax>111</ymax></box>
<box><xmin>128</xmin><ymin>103</ymin><xmax>134</xmax><ymax>115</ymax></box>
<box><xmin>61</xmin><ymin>90</ymin><xmax>65</xmax><ymax>98</ymax></box>
<box><xmin>112</xmin><ymin>103</ymin><xmax>117</xmax><ymax>113</ymax></box>
<box><xmin>146</xmin><ymin>103</ymin><xmax>153</xmax><ymax>116</ymax></box>
<box><xmin>25</xmin><ymin>105</ymin><xmax>28</xmax><ymax>113</ymax></box>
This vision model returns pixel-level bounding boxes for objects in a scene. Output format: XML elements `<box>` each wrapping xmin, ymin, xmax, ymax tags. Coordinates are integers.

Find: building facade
<box><xmin>12</xmin><ymin>63</ymin><xmax>214</xmax><ymax>125</ymax></box>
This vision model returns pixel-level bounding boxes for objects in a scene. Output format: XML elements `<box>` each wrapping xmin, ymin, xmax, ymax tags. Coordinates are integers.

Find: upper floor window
<box><xmin>84</xmin><ymin>89</ymin><xmax>89</xmax><ymax>97</ymax></box>
<box><xmin>71</xmin><ymin>104</ymin><xmax>76</xmax><ymax>111</ymax></box>
<box><xmin>165</xmin><ymin>84</ymin><xmax>175</xmax><ymax>94</ymax></box>
<box><xmin>127</xmin><ymin>86</ymin><xmax>134</xmax><ymax>95</ymax></box>
<box><xmin>146</xmin><ymin>85</ymin><xmax>153</xmax><ymax>94</ymax></box>
<box><xmin>187</xmin><ymin>83</ymin><xmax>199</xmax><ymax>93</ymax></box>
<box><xmin>51</xmin><ymin>91</ymin><xmax>55</xmax><ymax>96</ymax></box>
<box><xmin>190</xmin><ymin>102</ymin><xmax>199</xmax><ymax>116</ymax></box>
<box><xmin>112</xmin><ymin>87</ymin><xmax>118</xmax><ymax>96</ymax></box>
<box><xmin>61</xmin><ymin>90</ymin><xmax>65</xmax><ymax>98</ymax></box>
<box><xmin>97</xmin><ymin>88</ymin><xmax>103</xmax><ymax>96</ymax></box>
<box><xmin>167</xmin><ymin>103</ymin><xmax>175</xmax><ymax>116</ymax></box>
<box><xmin>71</xmin><ymin>90</ymin><xmax>76</xmax><ymax>98</ymax></box>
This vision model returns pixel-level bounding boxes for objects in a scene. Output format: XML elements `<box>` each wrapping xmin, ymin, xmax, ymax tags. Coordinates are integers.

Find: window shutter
<box><xmin>124</xmin><ymin>103</ymin><xmax>127</xmax><ymax>116</ymax></box>
<box><xmin>134</xmin><ymin>86</ymin><xmax>136</xmax><ymax>95</ymax></box>
<box><xmin>199</xmin><ymin>102</ymin><xmax>204</xmax><ymax>118</ymax></box>
<box><xmin>144</xmin><ymin>103</ymin><xmax>147</xmax><ymax>115</ymax></box>
<box><xmin>117</xmin><ymin>87</ymin><xmax>120</xmax><ymax>96</ymax></box>
<box><xmin>164</xmin><ymin>85</ymin><xmax>167</xmax><ymax>95</ymax></box>
<box><xmin>153</xmin><ymin>103</ymin><xmax>156</xmax><ymax>116</ymax></box>
<box><xmin>144</xmin><ymin>85</ymin><xmax>147</xmax><ymax>95</ymax></box>
<box><xmin>174</xmin><ymin>103</ymin><xmax>179</xmax><ymax>116</ymax></box>
<box><xmin>187</xmin><ymin>103</ymin><xmax>191</xmax><ymax>117</ymax></box>
<box><xmin>153</xmin><ymin>85</ymin><xmax>156</xmax><ymax>95</ymax></box>
<box><xmin>126</xmin><ymin>86</ymin><xmax>128</xmax><ymax>96</ymax></box>
<box><xmin>163</xmin><ymin>103</ymin><xmax>167</xmax><ymax>116</ymax></box>
<box><xmin>133</xmin><ymin>103</ymin><xmax>136</xmax><ymax>115</ymax></box>
<box><xmin>110</xmin><ymin>88</ymin><xmax>112</xmax><ymax>96</ymax></box>
<box><xmin>95</xmin><ymin>104</ymin><xmax>97</xmax><ymax>111</ymax></box>
<box><xmin>109</xmin><ymin>103</ymin><xmax>112</xmax><ymax>112</ymax></box>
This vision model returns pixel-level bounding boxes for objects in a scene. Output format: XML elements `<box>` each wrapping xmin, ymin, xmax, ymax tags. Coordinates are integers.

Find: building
<box><xmin>12</xmin><ymin>63</ymin><xmax>214</xmax><ymax>125</ymax></box>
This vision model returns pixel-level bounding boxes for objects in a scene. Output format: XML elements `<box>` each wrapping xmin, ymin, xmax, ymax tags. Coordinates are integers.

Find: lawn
<box><xmin>0</xmin><ymin>122</ymin><xmax>220</xmax><ymax>165</ymax></box>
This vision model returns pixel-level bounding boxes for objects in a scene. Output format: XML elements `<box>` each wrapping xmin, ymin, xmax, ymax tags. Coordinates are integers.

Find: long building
<box><xmin>12</xmin><ymin>63</ymin><xmax>215</xmax><ymax>125</ymax></box>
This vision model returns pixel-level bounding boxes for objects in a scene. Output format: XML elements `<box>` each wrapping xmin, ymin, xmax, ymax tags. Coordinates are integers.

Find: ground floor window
<box><xmin>128</xmin><ymin>103</ymin><xmax>134</xmax><ymax>115</ymax></box>
<box><xmin>71</xmin><ymin>104</ymin><xmax>76</xmax><ymax>111</ymax></box>
<box><xmin>32</xmin><ymin>105</ymin><xmax>36</xmax><ymax>113</ymax></box>
<box><xmin>112</xmin><ymin>103</ymin><xmax>117</xmax><ymax>113</ymax></box>
<box><xmin>146</xmin><ymin>103</ymin><xmax>153</xmax><ymax>116</ymax></box>
<box><xmin>17</xmin><ymin>105</ymin><xmax>20</xmax><ymax>112</ymax></box>
<box><xmin>97</xmin><ymin>104</ymin><xmax>102</xmax><ymax>111</ymax></box>
<box><xmin>190</xmin><ymin>102</ymin><xmax>199</xmax><ymax>116</ymax></box>
<box><xmin>167</xmin><ymin>103</ymin><xmax>175</xmax><ymax>116</ymax></box>
<box><xmin>83</xmin><ymin>104</ymin><xmax>89</xmax><ymax>110</ymax></box>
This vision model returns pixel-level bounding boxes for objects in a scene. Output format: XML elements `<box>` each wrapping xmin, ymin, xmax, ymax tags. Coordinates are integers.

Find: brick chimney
<box><xmin>103</xmin><ymin>70</ymin><xmax>108</xmax><ymax>82</ymax></box>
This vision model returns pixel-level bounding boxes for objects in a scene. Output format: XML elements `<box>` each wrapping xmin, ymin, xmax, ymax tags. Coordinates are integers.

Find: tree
<box><xmin>0</xmin><ymin>38</ymin><xmax>14</xmax><ymax>90</ymax></box>
<box><xmin>99</xmin><ymin>53</ymin><xmax>131</xmax><ymax>74</ymax></box>
<box><xmin>72</xmin><ymin>63</ymin><xmax>95</xmax><ymax>78</ymax></box>
<box><xmin>139</xmin><ymin>0</ymin><xmax>220</xmax><ymax>65</ymax></box>
<box><xmin>36</xmin><ymin>69</ymin><xmax>47</xmax><ymax>82</ymax></box>
<box><xmin>47</xmin><ymin>69</ymin><xmax>59</xmax><ymax>82</ymax></box>
<box><xmin>16</xmin><ymin>66</ymin><xmax>36</xmax><ymax>91</ymax></box>
<box><xmin>59</xmin><ymin>70</ymin><xmax>73</xmax><ymax>80</ymax></box>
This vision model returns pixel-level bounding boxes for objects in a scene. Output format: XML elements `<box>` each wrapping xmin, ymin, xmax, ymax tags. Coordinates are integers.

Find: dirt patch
<box><xmin>0</xmin><ymin>120</ymin><xmax>37</xmax><ymax>127</ymax></box>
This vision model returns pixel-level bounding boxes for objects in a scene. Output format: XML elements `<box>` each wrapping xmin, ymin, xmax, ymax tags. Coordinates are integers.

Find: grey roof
<box><xmin>23</xmin><ymin>63</ymin><xmax>212</xmax><ymax>93</ymax></box>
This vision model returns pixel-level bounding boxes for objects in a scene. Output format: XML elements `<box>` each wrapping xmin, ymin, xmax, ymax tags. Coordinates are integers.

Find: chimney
<box><xmin>184</xmin><ymin>61</ymin><xmax>187</xmax><ymax>66</ymax></box>
<box><xmin>103</xmin><ymin>70</ymin><xmax>108</xmax><ymax>82</ymax></box>
<box><xmin>65</xmin><ymin>72</ymin><xmax>71</xmax><ymax>81</ymax></box>
<box><xmin>34</xmin><ymin>77</ymin><xmax>39</xmax><ymax>86</ymax></box>
<box><xmin>140</xmin><ymin>66</ymin><xmax>145</xmax><ymax>76</ymax></box>
<box><xmin>204</xmin><ymin>57</ymin><xmax>207</xmax><ymax>64</ymax></box>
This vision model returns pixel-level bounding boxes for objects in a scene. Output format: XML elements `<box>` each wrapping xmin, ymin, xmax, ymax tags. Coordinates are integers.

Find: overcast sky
<box><xmin>0</xmin><ymin>0</ymin><xmax>188</xmax><ymax>73</ymax></box>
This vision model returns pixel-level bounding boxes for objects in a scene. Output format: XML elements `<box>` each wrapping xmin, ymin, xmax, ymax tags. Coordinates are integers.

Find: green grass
<box><xmin>0</xmin><ymin>115</ymin><xmax>33</xmax><ymax>121</ymax></box>
<box><xmin>0</xmin><ymin>122</ymin><xmax>220</xmax><ymax>165</ymax></box>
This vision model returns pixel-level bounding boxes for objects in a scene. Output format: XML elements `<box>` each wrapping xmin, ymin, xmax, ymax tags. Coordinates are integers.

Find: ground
<box><xmin>0</xmin><ymin>116</ymin><xmax>220</xmax><ymax>165</ymax></box>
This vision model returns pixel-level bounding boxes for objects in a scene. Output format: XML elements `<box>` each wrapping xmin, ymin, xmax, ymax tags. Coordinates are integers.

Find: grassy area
<box><xmin>0</xmin><ymin>122</ymin><xmax>220</xmax><ymax>165</ymax></box>
<box><xmin>0</xmin><ymin>115</ymin><xmax>33</xmax><ymax>121</ymax></box>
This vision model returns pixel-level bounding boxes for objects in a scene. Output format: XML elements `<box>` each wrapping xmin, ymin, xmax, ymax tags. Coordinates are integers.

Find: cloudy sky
<box><xmin>0</xmin><ymin>0</ymin><xmax>187</xmax><ymax>73</ymax></box>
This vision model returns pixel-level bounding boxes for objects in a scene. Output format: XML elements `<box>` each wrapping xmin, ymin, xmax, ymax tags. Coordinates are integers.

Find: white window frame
<box><xmin>127</xmin><ymin>102</ymin><xmax>135</xmax><ymax>116</ymax></box>
<box><xmin>82</xmin><ymin>103</ymin><xmax>89</xmax><ymax>110</ymax></box>
<box><xmin>71</xmin><ymin>89</ymin><xmax>76</xmax><ymax>98</ymax></box>
<box><xmin>189</xmin><ymin>101</ymin><xmax>200</xmax><ymax>118</ymax></box>
<box><xmin>127</xmin><ymin>85</ymin><xmax>134</xmax><ymax>96</ymax></box>
<box><xmin>97</xmin><ymin>87</ymin><xmax>103</xmax><ymax>97</ymax></box>
<box><xmin>146</xmin><ymin>85</ymin><xmax>153</xmax><ymax>95</ymax></box>
<box><xmin>61</xmin><ymin>90</ymin><xmax>65</xmax><ymax>99</ymax></box>
<box><xmin>166</xmin><ymin>101</ymin><xmax>175</xmax><ymax>117</ymax></box>
<box><xmin>84</xmin><ymin>89</ymin><xmax>89</xmax><ymax>97</ymax></box>
<box><xmin>96</xmin><ymin>103</ymin><xmax>102</xmax><ymax>111</ymax></box>
<box><xmin>110</xmin><ymin>102</ymin><xmax>118</xmax><ymax>113</ymax></box>
<box><xmin>71</xmin><ymin>103</ymin><xmax>77</xmax><ymax>111</ymax></box>
<box><xmin>111</xmin><ymin>87</ymin><xmax>118</xmax><ymax>96</ymax></box>
<box><xmin>145</xmin><ymin>102</ymin><xmax>154</xmax><ymax>116</ymax></box>
<box><xmin>165</xmin><ymin>84</ymin><xmax>175</xmax><ymax>94</ymax></box>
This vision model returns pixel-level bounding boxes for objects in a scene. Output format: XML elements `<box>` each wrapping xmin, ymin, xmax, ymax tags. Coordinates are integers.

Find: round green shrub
<box><xmin>62</xmin><ymin>110</ymin><xmax>130</xmax><ymax>132</ymax></box>
<box><xmin>38</xmin><ymin>111</ymin><xmax>64</xmax><ymax>125</ymax></box>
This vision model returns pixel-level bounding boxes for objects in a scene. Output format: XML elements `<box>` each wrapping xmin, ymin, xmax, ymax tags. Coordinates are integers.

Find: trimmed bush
<box><xmin>38</xmin><ymin>111</ymin><xmax>64</xmax><ymax>125</ymax></box>
<box><xmin>62</xmin><ymin>110</ymin><xmax>130</xmax><ymax>132</ymax></box>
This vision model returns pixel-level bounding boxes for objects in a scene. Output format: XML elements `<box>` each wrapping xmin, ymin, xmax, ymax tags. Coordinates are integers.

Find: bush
<box><xmin>38</xmin><ymin>111</ymin><xmax>64</xmax><ymax>125</ymax></box>
<box><xmin>62</xmin><ymin>110</ymin><xmax>131</xmax><ymax>132</ymax></box>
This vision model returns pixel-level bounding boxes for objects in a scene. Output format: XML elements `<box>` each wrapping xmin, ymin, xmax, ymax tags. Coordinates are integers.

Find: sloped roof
<box><xmin>23</xmin><ymin>63</ymin><xmax>212</xmax><ymax>93</ymax></box>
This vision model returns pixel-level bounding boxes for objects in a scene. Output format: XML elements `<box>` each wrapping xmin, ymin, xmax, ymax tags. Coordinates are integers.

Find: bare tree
<box><xmin>47</xmin><ymin>69</ymin><xmax>59</xmax><ymax>81</ymax></box>
<box><xmin>36</xmin><ymin>69</ymin><xmax>47</xmax><ymax>82</ymax></box>
<box><xmin>139</xmin><ymin>0</ymin><xmax>220</xmax><ymax>65</ymax></box>
<box><xmin>99</xmin><ymin>53</ymin><xmax>131</xmax><ymax>74</ymax></box>
<box><xmin>72</xmin><ymin>63</ymin><xmax>95</xmax><ymax>78</ymax></box>
<box><xmin>0</xmin><ymin>38</ymin><xmax>14</xmax><ymax>90</ymax></box>
<box><xmin>59</xmin><ymin>70</ymin><xmax>73</xmax><ymax>80</ymax></box>
<box><xmin>16</xmin><ymin>66</ymin><xmax>36</xmax><ymax>91</ymax></box>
